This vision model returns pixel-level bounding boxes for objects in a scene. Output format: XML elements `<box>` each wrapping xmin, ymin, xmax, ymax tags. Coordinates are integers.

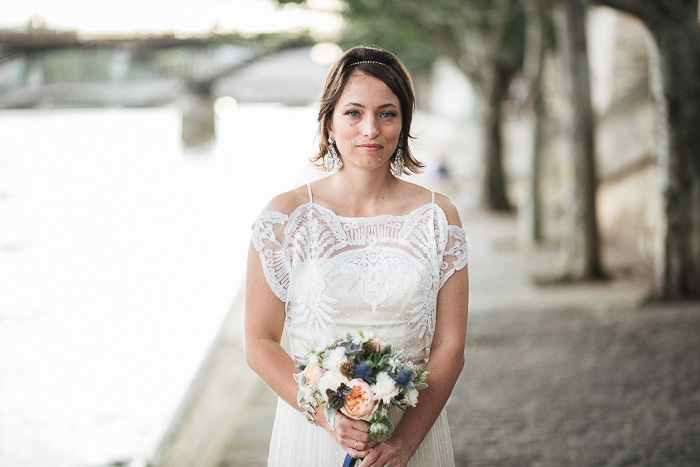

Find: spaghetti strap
<box><xmin>307</xmin><ymin>183</ymin><xmax>313</xmax><ymax>203</ymax></box>
<box><xmin>431</xmin><ymin>190</ymin><xmax>435</xmax><ymax>204</ymax></box>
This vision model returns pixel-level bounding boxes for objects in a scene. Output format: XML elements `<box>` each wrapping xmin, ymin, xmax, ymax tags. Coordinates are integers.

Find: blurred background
<box><xmin>1</xmin><ymin>1</ymin><xmax>699</xmax><ymax>466</ymax></box>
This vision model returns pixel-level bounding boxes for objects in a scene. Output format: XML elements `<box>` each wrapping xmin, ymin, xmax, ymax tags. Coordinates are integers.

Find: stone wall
<box><xmin>591</xmin><ymin>9</ymin><xmax>656</xmax><ymax>258</ymax></box>
<box><xmin>534</xmin><ymin>8</ymin><xmax>657</xmax><ymax>259</ymax></box>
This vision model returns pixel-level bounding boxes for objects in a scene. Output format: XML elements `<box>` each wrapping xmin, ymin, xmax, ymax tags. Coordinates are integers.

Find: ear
<box><xmin>326</xmin><ymin>117</ymin><xmax>333</xmax><ymax>136</ymax></box>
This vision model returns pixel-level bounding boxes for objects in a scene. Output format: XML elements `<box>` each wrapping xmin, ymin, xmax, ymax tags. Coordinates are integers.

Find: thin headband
<box><xmin>350</xmin><ymin>60</ymin><xmax>392</xmax><ymax>69</ymax></box>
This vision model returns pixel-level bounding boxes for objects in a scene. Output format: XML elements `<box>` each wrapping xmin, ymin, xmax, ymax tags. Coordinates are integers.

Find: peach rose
<box><xmin>303</xmin><ymin>362</ymin><xmax>323</xmax><ymax>388</ymax></box>
<box><xmin>341</xmin><ymin>379</ymin><xmax>378</xmax><ymax>421</ymax></box>
<box><xmin>371</xmin><ymin>338</ymin><xmax>386</xmax><ymax>353</ymax></box>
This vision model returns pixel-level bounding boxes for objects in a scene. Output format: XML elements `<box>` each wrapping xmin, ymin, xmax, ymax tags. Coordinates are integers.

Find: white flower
<box><xmin>307</xmin><ymin>353</ymin><xmax>320</xmax><ymax>365</ymax></box>
<box><xmin>371</xmin><ymin>372</ymin><xmax>399</xmax><ymax>405</ymax></box>
<box><xmin>317</xmin><ymin>370</ymin><xmax>349</xmax><ymax>402</ymax></box>
<box><xmin>300</xmin><ymin>384</ymin><xmax>314</xmax><ymax>402</ymax></box>
<box><xmin>404</xmin><ymin>388</ymin><xmax>419</xmax><ymax>407</ymax></box>
<box><xmin>349</xmin><ymin>330</ymin><xmax>366</xmax><ymax>345</ymax></box>
<box><xmin>324</xmin><ymin>346</ymin><xmax>347</xmax><ymax>370</ymax></box>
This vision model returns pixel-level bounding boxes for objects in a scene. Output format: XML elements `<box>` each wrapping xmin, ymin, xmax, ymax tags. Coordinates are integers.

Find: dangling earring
<box><xmin>392</xmin><ymin>147</ymin><xmax>404</xmax><ymax>177</ymax></box>
<box><xmin>325</xmin><ymin>135</ymin><xmax>343</xmax><ymax>171</ymax></box>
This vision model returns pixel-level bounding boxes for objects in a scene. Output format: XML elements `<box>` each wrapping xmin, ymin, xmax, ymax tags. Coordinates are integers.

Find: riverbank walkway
<box><xmin>217</xmin><ymin>209</ymin><xmax>700</xmax><ymax>467</ymax></box>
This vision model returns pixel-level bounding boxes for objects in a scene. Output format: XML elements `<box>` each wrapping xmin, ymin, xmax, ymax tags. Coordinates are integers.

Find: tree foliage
<box><xmin>276</xmin><ymin>0</ymin><xmax>526</xmax><ymax>211</ymax></box>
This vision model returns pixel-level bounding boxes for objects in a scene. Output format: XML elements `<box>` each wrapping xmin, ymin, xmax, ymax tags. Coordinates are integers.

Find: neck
<box><xmin>326</xmin><ymin>167</ymin><xmax>398</xmax><ymax>215</ymax></box>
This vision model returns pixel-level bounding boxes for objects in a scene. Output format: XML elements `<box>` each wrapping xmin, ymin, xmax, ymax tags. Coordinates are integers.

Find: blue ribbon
<box><xmin>343</xmin><ymin>453</ymin><xmax>361</xmax><ymax>467</ymax></box>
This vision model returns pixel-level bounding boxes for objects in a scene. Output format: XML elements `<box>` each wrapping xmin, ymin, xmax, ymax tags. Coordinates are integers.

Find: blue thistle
<box><xmin>354</xmin><ymin>361</ymin><xmax>374</xmax><ymax>380</ymax></box>
<box><xmin>394</xmin><ymin>369</ymin><xmax>415</xmax><ymax>389</ymax></box>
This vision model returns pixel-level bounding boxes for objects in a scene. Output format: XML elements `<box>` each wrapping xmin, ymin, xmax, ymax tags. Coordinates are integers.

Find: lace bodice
<box><xmin>251</xmin><ymin>185</ymin><xmax>469</xmax><ymax>365</ymax></box>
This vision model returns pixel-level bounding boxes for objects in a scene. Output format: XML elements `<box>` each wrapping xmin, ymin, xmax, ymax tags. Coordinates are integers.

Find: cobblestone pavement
<box><xmin>221</xmin><ymin>212</ymin><xmax>700</xmax><ymax>467</ymax></box>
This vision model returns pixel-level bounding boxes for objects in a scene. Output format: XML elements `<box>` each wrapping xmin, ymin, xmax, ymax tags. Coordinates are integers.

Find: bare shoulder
<box><xmin>397</xmin><ymin>181</ymin><xmax>462</xmax><ymax>226</ymax></box>
<box><xmin>434</xmin><ymin>192</ymin><xmax>463</xmax><ymax>227</ymax></box>
<box><xmin>396</xmin><ymin>180</ymin><xmax>433</xmax><ymax>206</ymax></box>
<box><xmin>264</xmin><ymin>184</ymin><xmax>310</xmax><ymax>215</ymax></box>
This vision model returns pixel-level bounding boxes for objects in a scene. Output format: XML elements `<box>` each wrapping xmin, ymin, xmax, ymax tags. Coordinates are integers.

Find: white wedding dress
<box><xmin>251</xmin><ymin>184</ymin><xmax>469</xmax><ymax>467</ymax></box>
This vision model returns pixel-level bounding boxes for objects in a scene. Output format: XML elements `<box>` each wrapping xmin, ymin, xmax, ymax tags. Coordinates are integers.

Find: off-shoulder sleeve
<box><xmin>439</xmin><ymin>225</ymin><xmax>470</xmax><ymax>289</ymax></box>
<box><xmin>251</xmin><ymin>210</ymin><xmax>290</xmax><ymax>302</ymax></box>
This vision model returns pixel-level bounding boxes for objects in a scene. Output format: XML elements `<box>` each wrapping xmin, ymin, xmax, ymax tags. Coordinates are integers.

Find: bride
<box><xmin>245</xmin><ymin>45</ymin><xmax>469</xmax><ymax>467</ymax></box>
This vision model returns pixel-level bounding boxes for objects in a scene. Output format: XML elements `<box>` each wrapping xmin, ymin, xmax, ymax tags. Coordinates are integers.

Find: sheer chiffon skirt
<box><xmin>267</xmin><ymin>398</ymin><xmax>455</xmax><ymax>467</ymax></box>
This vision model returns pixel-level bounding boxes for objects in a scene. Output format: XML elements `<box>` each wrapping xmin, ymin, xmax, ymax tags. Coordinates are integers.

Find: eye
<box><xmin>380</xmin><ymin>111</ymin><xmax>397</xmax><ymax>118</ymax></box>
<box><xmin>345</xmin><ymin>110</ymin><xmax>361</xmax><ymax>117</ymax></box>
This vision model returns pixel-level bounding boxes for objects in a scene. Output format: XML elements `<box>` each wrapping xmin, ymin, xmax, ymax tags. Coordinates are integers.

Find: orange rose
<box><xmin>341</xmin><ymin>379</ymin><xmax>378</xmax><ymax>421</ymax></box>
<box><xmin>303</xmin><ymin>362</ymin><xmax>323</xmax><ymax>388</ymax></box>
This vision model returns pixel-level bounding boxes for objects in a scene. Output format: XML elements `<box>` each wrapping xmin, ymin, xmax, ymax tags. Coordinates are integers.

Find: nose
<box><xmin>361</xmin><ymin>115</ymin><xmax>380</xmax><ymax>138</ymax></box>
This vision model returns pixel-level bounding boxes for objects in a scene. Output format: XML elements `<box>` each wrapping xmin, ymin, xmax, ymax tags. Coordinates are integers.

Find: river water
<box><xmin>0</xmin><ymin>105</ymin><xmax>322</xmax><ymax>466</ymax></box>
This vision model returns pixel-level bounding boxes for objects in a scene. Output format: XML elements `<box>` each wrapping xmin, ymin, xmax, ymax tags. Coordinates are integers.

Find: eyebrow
<box><xmin>343</xmin><ymin>102</ymin><xmax>399</xmax><ymax>109</ymax></box>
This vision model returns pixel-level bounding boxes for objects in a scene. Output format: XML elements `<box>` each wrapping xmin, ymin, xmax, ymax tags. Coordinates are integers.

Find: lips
<box><xmin>357</xmin><ymin>144</ymin><xmax>383</xmax><ymax>151</ymax></box>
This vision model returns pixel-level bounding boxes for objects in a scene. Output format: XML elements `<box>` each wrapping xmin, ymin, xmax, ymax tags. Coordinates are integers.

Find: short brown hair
<box><xmin>313</xmin><ymin>46</ymin><xmax>423</xmax><ymax>175</ymax></box>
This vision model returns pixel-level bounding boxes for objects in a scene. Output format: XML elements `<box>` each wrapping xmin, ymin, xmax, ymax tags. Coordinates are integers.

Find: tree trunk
<box><xmin>588</xmin><ymin>0</ymin><xmax>700</xmax><ymax>299</ymax></box>
<box><xmin>646</xmin><ymin>13</ymin><xmax>700</xmax><ymax>299</ymax></box>
<box><xmin>519</xmin><ymin>2</ymin><xmax>547</xmax><ymax>246</ymax></box>
<box><xmin>554</xmin><ymin>0</ymin><xmax>605</xmax><ymax>279</ymax></box>
<box><xmin>479</xmin><ymin>64</ymin><xmax>514</xmax><ymax>212</ymax></box>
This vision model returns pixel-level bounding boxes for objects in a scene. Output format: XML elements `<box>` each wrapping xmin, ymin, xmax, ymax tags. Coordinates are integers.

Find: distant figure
<box><xmin>244</xmin><ymin>46</ymin><xmax>470</xmax><ymax>467</ymax></box>
<box><xmin>436</xmin><ymin>155</ymin><xmax>451</xmax><ymax>180</ymax></box>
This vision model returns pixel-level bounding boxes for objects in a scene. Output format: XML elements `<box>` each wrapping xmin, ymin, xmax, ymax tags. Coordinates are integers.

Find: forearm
<box><xmin>245</xmin><ymin>336</ymin><xmax>301</xmax><ymax>411</ymax></box>
<box><xmin>390</xmin><ymin>340</ymin><xmax>465</xmax><ymax>456</ymax></box>
<box><xmin>246</xmin><ymin>336</ymin><xmax>341</xmax><ymax>433</ymax></box>
<box><xmin>245</xmin><ymin>239</ymin><xmax>304</xmax><ymax>415</ymax></box>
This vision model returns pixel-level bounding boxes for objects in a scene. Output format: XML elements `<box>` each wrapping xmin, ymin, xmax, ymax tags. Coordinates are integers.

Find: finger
<box><xmin>337</xmin><ymin>412</ymin><xmax>370</xmax><ymax>431</ymax></box>
<box><xmin>346</xmin><ymin>438</ymin><xmax>379</xmax><ymax>459</ymax></box>
<box><xmin>335</xmin><ymin>422</ymin><xmax>368</xmax><ymax>442</ymax></box>
<box><xmin>359</xmin><ymin>445</ymin><xmax>398</xmax><ymax>467</ymax></box>
<box><xmin>346</xmin><ymin>444</ymin><xmax>370</xmax><ymax>460</ymax></box>
<box><xmin>354</xmin><ymin>446</ymin><xmax>377</xmax><ymax>460</ymax></box>
<box><xmin>345</xmin><ymin>421</ymin><xmax>373</xmax><ymax>441</ymax></box>
<box><xmin>351</xmin><ymin>429</ymin><xmax>373</xmax><ymax>443</ymax></box>
<box><xmin>351</xmin><ymin>439</ymin><xmax>379</xmax><ymax>453</ymax></box>
<box><xmin>335</xmin><ymin>417</ymin><xmax>373</xmax><ymax>442</ymax></box>
<box><xmin>357</xmin><ymin>448</ymin><xmax>383</xmax><ymax>467</ymax></box>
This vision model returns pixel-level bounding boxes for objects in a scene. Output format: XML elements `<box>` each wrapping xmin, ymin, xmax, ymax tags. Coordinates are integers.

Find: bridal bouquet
<box><xmin>295</xmin><ymin>331</ymin><xmax>429</xmax><ymax>463</ymax></box>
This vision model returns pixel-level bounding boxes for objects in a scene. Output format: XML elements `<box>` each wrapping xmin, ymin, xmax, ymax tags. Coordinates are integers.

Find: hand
<box><xmin>358</xmin><ymin>438</ymin><xmax>411</xmax><ymax>467</ymax></box>
<box><xmin>323</xmin><ymin>410</ymin><xmax>378</xmax><ymax>459</ymax></box>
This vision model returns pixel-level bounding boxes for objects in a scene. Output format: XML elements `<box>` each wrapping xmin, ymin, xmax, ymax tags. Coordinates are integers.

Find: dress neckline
<box><xmin>301</xmin><ymin>182</ymin><xmax>438</xmax><ymax>221</ymax></box>
<box><xmin>305</xmin><ymin>200</ymin><xmax>439</xmax><ymax>221</ymax></box>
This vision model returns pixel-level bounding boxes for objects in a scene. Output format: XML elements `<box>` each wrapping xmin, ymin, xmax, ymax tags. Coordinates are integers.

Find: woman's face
<box><xmin>327</xmin><ymin>72</ymin><xmax>402</xmax><ymax>172</ymax></box>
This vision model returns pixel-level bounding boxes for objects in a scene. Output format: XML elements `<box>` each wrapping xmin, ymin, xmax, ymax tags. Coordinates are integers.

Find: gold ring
<box><xmin>354</xmin><ymin>440</ymin><xmax>359</xmax><ymax>449</ymax></box>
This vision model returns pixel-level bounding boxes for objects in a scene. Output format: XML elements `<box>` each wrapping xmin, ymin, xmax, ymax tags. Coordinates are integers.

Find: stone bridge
<box><xmin>0</xmin><ymin>29</ymin><xmax>320</xmax><ymax>145</ymax></box>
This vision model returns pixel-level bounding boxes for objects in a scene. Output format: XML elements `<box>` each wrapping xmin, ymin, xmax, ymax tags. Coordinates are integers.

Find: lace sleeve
<box><xmin>251</xmin><ymin>210</ymin><xmax>290</xmax><ymax>302</ymax></box>
<box><xmin>439</xmin><ymin>225</ymin><xmax>470</xmax><ymax>289</ymax></box>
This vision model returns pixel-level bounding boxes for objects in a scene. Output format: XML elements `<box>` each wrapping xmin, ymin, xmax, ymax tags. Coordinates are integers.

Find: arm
<box><xmin>245</xmin><ymin>189</ymin><xmax>310</xmax><ymax>408</ymax></box>
<box><xmin>244</xmin><ymin>240</ymin><xmax>298</xmax><ymax>407</ymax></box>
<box><xmin>360</xmin><ymin>197</ymin><xmax>470</xmax><ymax>467</ymax></box>
<box><xmin>244</xmin><ymin>240</ymin><xmax>378</xmax><ymax>457</ymax></box>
